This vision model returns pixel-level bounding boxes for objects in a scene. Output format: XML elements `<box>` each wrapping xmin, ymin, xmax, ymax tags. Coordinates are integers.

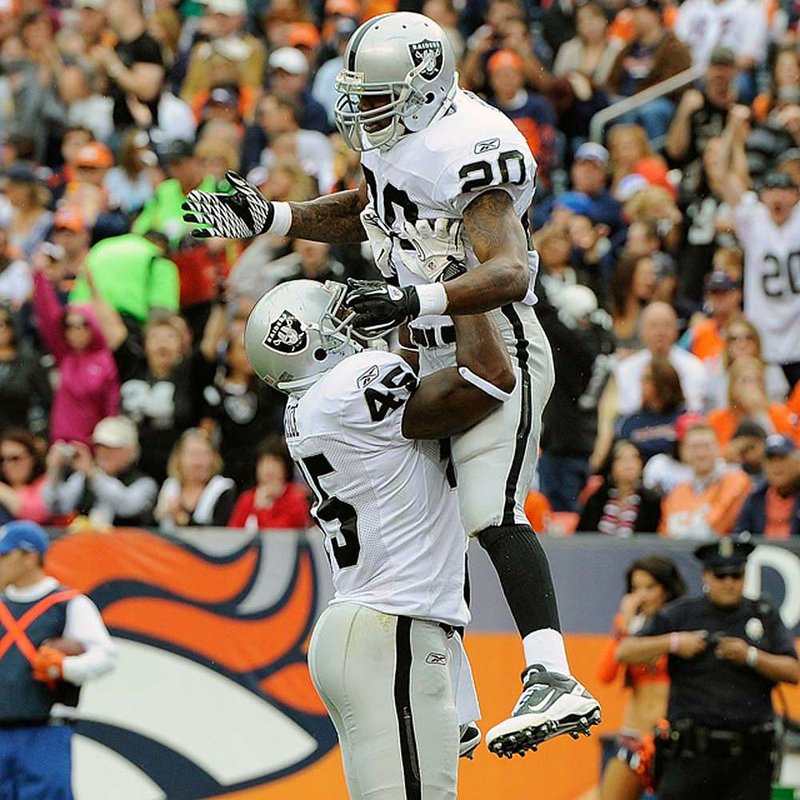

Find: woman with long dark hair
<box><xmin>598</xmin><ymin>554</ymin><xmax>687</xmax><ymax>800</ymax></box>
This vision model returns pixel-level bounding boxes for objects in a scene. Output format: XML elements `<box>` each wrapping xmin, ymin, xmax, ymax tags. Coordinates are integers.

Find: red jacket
<box><xmin>227</xmin><ymin>483</ymin><xmax>310</xmax><ymax>530</ymax></box>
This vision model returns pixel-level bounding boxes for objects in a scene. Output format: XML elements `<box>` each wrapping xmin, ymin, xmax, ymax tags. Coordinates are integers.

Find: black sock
<box><xmin>478</xmin><ymin>524</ymin><xmax>561</xmax><ymax>637</ymax></box>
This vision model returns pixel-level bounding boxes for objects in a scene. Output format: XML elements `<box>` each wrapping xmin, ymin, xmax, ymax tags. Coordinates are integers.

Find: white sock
<box><xmin>522</xmin><ymin>629</ymin><xmax>570</xmax><ymax>675</ymax></box>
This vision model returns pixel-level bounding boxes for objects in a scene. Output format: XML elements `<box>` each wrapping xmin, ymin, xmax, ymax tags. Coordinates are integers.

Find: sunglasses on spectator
<box><xmin>727</xmin><ymin>333</ymin><xmax>756</xmax><ymax>342</ymax></box>
<box><xmin>64</xmin><ymin>319</ymin><xmax>89</xmax><ymax>330</ymax></box>
<box><xmin>711</xmin><ymin>571</ymin><xmax>745</xmax><ymax>580</ymax></box>
<box><xmin>0</xmin><ymin>453</ymin><xmax>30</xmax><ymax>464</ymax></box>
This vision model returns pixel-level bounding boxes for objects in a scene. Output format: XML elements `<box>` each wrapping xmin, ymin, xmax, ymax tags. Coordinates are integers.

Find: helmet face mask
<box><xmin>334</xmin><ymin>13</ymin><xmax>457</xmax><ymax>152</ymax></box>
<box><xmin>245</xmin><ymin>280</ymin><xmax>366</xmax><ymax>395</ymax></box>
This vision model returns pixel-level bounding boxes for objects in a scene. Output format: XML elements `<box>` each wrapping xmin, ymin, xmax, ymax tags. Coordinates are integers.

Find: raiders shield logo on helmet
<box><xmin>408</xmin><ymin>39</ymin><xmax>444</xmax><ymax>80</ymax></box>
<box><xmin>264</xmin><ymin>310</ymin><xmax>308</xmax><ymax>354</ymax></box>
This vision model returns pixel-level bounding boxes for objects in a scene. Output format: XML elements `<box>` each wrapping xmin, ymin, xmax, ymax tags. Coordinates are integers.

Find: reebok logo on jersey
<box><xmin>408</xmin><ymin>39</ymin><xmax>444</xmax><ymax>80</ymax></box>
<box><xmin>264</xmin><ymin>310</ymin><xmax>308</xmax><ymax>354</ymax></box>
<box><xmin>474</xmin><ymin>138</ymin><xmax>500</xmax><ymax>154</ymax></box>
<box><xmin>426</xmin><ymin>652</ymin><xmax>448</xmax><ymax>665</ymax></box>
<box><xmin>357</xmin><ymin>364</ymin><xmax>380</xmax><ymax>389</ymax></box>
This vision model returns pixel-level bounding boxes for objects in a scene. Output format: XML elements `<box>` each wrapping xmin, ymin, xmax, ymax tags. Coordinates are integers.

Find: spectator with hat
<box><xmin>49</xmin><ymin>207</ymin><xmax>90</xmax><ymax>282</ymax></box>
<box><xmin>606</xmin><ymin>0</ymin><xmax>692</xmax><ymax>141</ymax></box>
<box><xmin>43</xmin><ymin>415</ymin><xmax>157</xmax><ymax>529</ymax></box>
<box><xmin>682</xmin><ymin>270</ymin><xmax>742</xmax><ymax>364</ymax></box>
<box><xmin>267</xmin><ymin>46</ymin><xmax>330</xmax><ymax>134</ymax></box>
<box><xmin>666</xmin><ymin>47</ymin><xmax>739</xmax><ymax>198</ymax></box>
<box><xmin>617</xmin><ymin>535</ymin><xmax>798</xmax><ymax>800</ymax></box>
<box><xmin>487</xmin><ymin>48</ymin><xmax>558</xmax><ymax>189</ymax></box>
<box><xmin>659</xmin><ymin>421</ymin><xmax>751</xmax><ymax>537</ymax></box>
<box><xmin>709</xmin><ymin>118</ymin><xmax>800</xmax><ymax>388</ymax></box>
<box><xmin>736</xmin><ymin>434</ymin><xmax>800</xmax><ymax>538</ymax></box>
<box><xmin>2</xmin><ymin>162</ymin><xmax>52</xmax><ymax>262</ymax></box>
<box><xmin>642</xmin><ymin>411</ymin><xmax>703</xmax><ymax>496</ymax></box>
<box><xmin>0</xmin><ymin>519</ymin><xmax>116</xmax><ymax>800</ymax></box>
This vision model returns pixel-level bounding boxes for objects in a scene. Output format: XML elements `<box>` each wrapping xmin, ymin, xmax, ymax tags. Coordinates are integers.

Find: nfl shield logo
<box><xmin>408</xmin><ymin>39</ymin><xmax>444</xmax><ymax>80</ymax></box>
<box><xmin>264</xmin><ymin>310</ymin><xmax>308</xmax><ymax>354</ymax></box>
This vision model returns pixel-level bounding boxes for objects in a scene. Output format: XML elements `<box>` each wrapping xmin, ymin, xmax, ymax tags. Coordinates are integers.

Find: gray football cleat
<box><xmin>459</xmin><ymin>723</ymin><xmax>482</xmax><ymax>759</ymax></box>
<box><xmin>486</xmin><ymin>665</ymin><xmax>601</xmax><ymax>758</ymax></box>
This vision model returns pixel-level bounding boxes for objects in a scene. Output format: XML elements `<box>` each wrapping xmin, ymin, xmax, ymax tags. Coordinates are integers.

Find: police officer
<box><xmin>0</xmin><ymin>521</ymin><xmax>117</xmax><ymax>799</ymax></box>
<box><xmin>616</xmin><ymin>536</ymin><xmax>800</xmax><ymax>800</ymax></box>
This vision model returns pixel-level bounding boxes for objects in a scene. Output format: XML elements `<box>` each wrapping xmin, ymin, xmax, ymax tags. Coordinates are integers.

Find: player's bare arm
<box><xmin>401</xmin><ymin>312</ymin><xmax>516</xmax><ymax>440</ymax></box>
<box><xmin>182</xmin><ymin>172</ymin><xmax>367</xmax><ymax>243</ymax></box>
<box><xmin>447</xmin><ymin>189</ymin><xmax>530</xmax><ymax>313</ymax></box>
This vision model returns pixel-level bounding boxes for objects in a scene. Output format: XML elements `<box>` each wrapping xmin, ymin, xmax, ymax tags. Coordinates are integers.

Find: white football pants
<box><xmin>308</xmin><ymin>602</ymin><xmax>460</xmax><ymax>800</ymax></box>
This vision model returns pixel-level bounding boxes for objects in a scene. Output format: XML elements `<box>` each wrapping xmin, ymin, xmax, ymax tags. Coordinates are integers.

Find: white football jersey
<box><xmin>285</xmin><ymin>349</ymin><xmax>469</xmax><ymax>628</ymax></box>
<box><xmin>733</xmin><ymin>193</ymin><xmax>800</xmax><ymax>364</ymax></box>
<box><xmin>361</xmin><ymin>88</ymin><xmax>539</xmax><ymax>329</ymax></box>
<box><xmin>675</xmin><ymin>0</ymin><xmax>767</xmax><ymax>68</ymax></box>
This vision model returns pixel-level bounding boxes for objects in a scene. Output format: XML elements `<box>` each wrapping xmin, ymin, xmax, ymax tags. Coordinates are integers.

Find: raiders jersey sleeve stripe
<box><xmin>500</xmin><ymin>303</ymin><xmax>533</xmax><ymax>525</ymax></box>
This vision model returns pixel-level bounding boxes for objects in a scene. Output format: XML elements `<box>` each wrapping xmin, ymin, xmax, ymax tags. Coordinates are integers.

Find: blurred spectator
<box><xmin>0</xmin><ymin>304</ymin><xmax>50</xmax><ymax>437</ymax></box>
<box><xmin>659</xmin><ymin>421</ymin><xmax>751</xmax><ymax>537</ymax></box>
<box><xmin>199</xmin><ymin>313</ymin><xmax>285</xmax><ymax>489</ymax></box>
<box><xmin>706</xmin><ymin>357</ymin><xmax>799</xmax><ymax>450</ymax></box>
<box><xmin>553</xmin><ymin>1</ymin><xmax>621</xmax><ymax>90</ymax></box>
<box><xmin>706</xmin><ymin>315</ymin><xmax>789</xmax><ymax>409</ymax></box>
<box><xmin>613</xmin><ymin>302</ymin><xmax>709</xmax><ymax>415</ymax></box>
<box><xmin>726</xmin><ymin>419</ymin><xmax>767</xmax><ymax>480</ymax></box>
<box><xmin>272</xmin><ymin>238</ymin><xmax>346</xmax><ymax>286</ymax></box>
<box><xmin>180</xmin><ymin>0</ymin><xmax>265</xmax><ymax>119</ymax></box>
<box><xmin>0</xmin><ymin>226</ymin><xmax>31</xmax><ymax>309</ymax></box>
<box><xmin>712</xmin><ymin>151</ymin><xmax>800</xmax><ymax>387</ymax></box>
<box><xmin>487</xmin><ymin>49</ymin><xmax>558</xmax><ymax>188</ymax></box>
<box><xmin>538</xmin><ymin>284</ymin><xmax>616</xmax><ymax>512</ymax></box>
<box><xmin>103</xmin><ymin>129</ymin><xmax>158</xmax><ymax>215</ymax></box>
<box><xmin>752</xmin><ymin>46</ymin><xmax>800</xmax><ymax>125</ymax></box>
<box><xmin>578</xmin><ymin>439</ymin><xmax>662</xmax><ymax>535</ymax></box>
<box><xmin>618</xmin><ymin>356</ymin><xmax>686</xmax><ymax>463</ymax></box>
<box><xmin>598</xmin><ymin>554</ymin><xmax>686</xmax><ymax>800</ymax></box>
<box><xmin>32</xmin><ymin>266</ymin><xmax>120</xmax><ymax>445</ymax></box>
<box><xmin>643</xmin><ymin>412</ymin><xmax>703</xmax><ymax>496</ymax></box>
<box><xmin>69</xmin><ymin>232</ymin><xmax>179</xmax><ymax>328</ymax></box>
<box><xmin>609</xmin><ymin>253</ymin><xmax>658</xmax><ymax>352</ymax></box>
<box><xmin>267</xmin><ymin>46</ymin><xmax>330</xmax><ymax>134</ymax></box>
<box><xmin>0</xmin><ymin>429</ymin><xmax>50</xmax><ymax>524</ymax></box>
<box><xmin>311</xmin><ymin>16</ymin><xmax>357</xmax><ymax>126</ymax></box>
<box><xmin>607</xmin><ymin>123</ymin><xmax>654</xmax><ymax>192</ymax></box>
<box><xmin>674</xmin><ymin>0</ymin><xmax>767</xmax><ymax>77</ymax></box>
<box><xmin>43</xmin><ymin>416</ymin><xmax>157</xmax><ymax>528</ymax></box>
<box><xmin>735</xmin><ymin>434</ymin><xmax>800</xmax><ymax>538</ymax></box>
<box><xmin>666</xmin><ymin>48</ymin><xmax>739</xmax><ymax>198</ymax></box>
<box><xmin>747</xmin><ymin>89</ymin><xmax>800</xmax><ymax>182</ymax></box>
<box><xmin>50</xmin><ymin>207</ymin><xmax>91</xmax><ymax>282</ymax></box>
<box><xmin>227</xmin><ymin>435</ymin><xmax>310</xmax><ymax>530</ymax></box>
<box><xmin>75</xmin><ymin>0</ymin><xmax>115</xmax><ymax>52</ymax></box>
<box><xmin>132</xmin><ymin>139</ymin><xmax>216</xmax><ymax>248</ymax></box>
<box><xmin>606</xmin><ymin>0</ymin><xmax>692</xmax><ymax>141</ymax></box>
<box><xmin>91</xmin><ymin>0</ymin><xmax>165</xmax><ymax>134</ymax></box>
<box><xmin>2</xmin><ymin>162</ymin><xmax>52</xmax><ymax>261</ymax></box>
<box><xmin>55</xmin><ymin>59</ymin><xmax>114</xmax><ymax>143</ymax></box>
<box><xmin>154</xmin><ymin>427</ymin><xmax>237</xmax><ymax>529</ymax></box>
<box><xmin>681</xmin><ymin>270</ymin><xmax>742</xmax><ymax>363</ymax></box>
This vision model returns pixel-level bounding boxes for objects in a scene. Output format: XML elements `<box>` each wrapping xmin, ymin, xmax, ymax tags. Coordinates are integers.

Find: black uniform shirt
<box><xmin>639</xmin><ymin>595</ymin><xmax>798</xmax><ymax>730</ymax></box>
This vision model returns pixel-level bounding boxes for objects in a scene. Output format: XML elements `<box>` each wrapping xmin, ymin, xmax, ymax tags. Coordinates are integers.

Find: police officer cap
<box><xmin>694</xmin><ymin>536</ymin><xmax>754</xmax><ymax>574</ymax></box>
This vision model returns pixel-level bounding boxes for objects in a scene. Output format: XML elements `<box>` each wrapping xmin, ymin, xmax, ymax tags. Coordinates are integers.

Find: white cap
<box><xmin>574</xmin><ymin>142</ymin><xmax>609</xmax><ymax>166</ymax></box>
<box><xmin>204</xmin><ymin>0</ymin><xmax>246</xmax><ymax>15</ymax></box>
<box><xmin>269</xmin><ymin>47</ymin><xmax>309</xmax><ymax>75</ymax></box>
<box><xmin>615</xmin><ymin>173</ymin><xmax>648</xmax><ymax>202</ymax></box>
<box><xmin>93</xmin><ymin>416</ymin><xmax>139</xmax><ymax>449</ymax></box>
<box><xmin>75</xmin><ymin>0</ymin><xmax>105</xmax><ymax>9</ymax></box>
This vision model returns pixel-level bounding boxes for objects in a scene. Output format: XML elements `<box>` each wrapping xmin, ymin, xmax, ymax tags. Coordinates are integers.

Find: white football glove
<box><xmin>182</xmin><ymin>171</ymin><xmax>275</xmax><ymax>239</ymax></box>
<box><xmin>359</xmin><ymin>204</ymin><xmax>396</xmax><ymax>278</ymax></box>
<box><xmin>398</xmin><ymin>217</ymin><xmax>466</xmax><ymax>281</ymax></box>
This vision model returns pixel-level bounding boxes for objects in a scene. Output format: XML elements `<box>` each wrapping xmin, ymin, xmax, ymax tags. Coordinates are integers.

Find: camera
<box><xmin>60</xmin><ymin>444</ymin><xmax>77</xmax><ymax>462</ymax></box>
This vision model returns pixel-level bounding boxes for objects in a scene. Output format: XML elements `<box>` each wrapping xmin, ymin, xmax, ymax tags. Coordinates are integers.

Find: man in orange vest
<box><xmin>0</xmin><ymin>521</ymin><xmax>116</xmax><ymax>800</ymax></box>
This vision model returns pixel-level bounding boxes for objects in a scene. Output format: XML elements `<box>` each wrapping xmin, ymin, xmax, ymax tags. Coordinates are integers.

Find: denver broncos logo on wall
<box><xmin>47</xmin><ymin>529</ymin><xmax>337</xmax><ymax>800</ymax></box>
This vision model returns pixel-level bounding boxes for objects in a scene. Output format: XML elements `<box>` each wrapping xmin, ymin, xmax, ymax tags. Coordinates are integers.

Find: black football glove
<box><xmin>343</xmin><ymin>279</ymin><xmax>421</xmax><ymax>337</ymax></box>
<box><xmin>181</xmin><ymin>171</ymin><xmax>275</xmax><ymax>239</ymax></box>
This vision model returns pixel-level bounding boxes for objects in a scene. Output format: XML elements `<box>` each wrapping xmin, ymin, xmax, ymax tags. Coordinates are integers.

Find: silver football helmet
<box><xmin>244</xmin><ymin>280</ymin><xmax>363</xmax><ymax>394</ymax></box>
<box><xmin>334</xmin><ymin>12</ymin><xmax>457</xmax><ymax>152</ymax></box>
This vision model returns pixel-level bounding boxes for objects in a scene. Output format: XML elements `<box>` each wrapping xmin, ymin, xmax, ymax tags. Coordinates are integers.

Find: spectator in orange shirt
<box><xmin>660</xmin><ymin>422</ymin><xmax>751</xmax><ymax>538</ymax></box>
<box><xmin>736</xmin><ymin>434</ymin><xmax>800</xmax><ymax>539</ymax></box>
<box><xmin>707</xmin><ymin>357</ymin><xmax>799</xmax><ymax>450</ymax></box>
<box><xmin>683</xmin><ymin>271</ymin><xmax>742</xmax><ymax>363</ymax></box>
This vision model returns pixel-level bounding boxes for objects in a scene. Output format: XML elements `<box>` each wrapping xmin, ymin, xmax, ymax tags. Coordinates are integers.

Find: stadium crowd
<box><xmin>1</xmin><ymin>0</ymin><xmax>800</xmax><ymax>537</ymax></box>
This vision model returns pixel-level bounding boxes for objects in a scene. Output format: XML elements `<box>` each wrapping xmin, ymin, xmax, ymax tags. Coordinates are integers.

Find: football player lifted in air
<box><xmin>182</xmin><ymin>12</ymin><xmax>600</xmax><ymax>757</ymax></box>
